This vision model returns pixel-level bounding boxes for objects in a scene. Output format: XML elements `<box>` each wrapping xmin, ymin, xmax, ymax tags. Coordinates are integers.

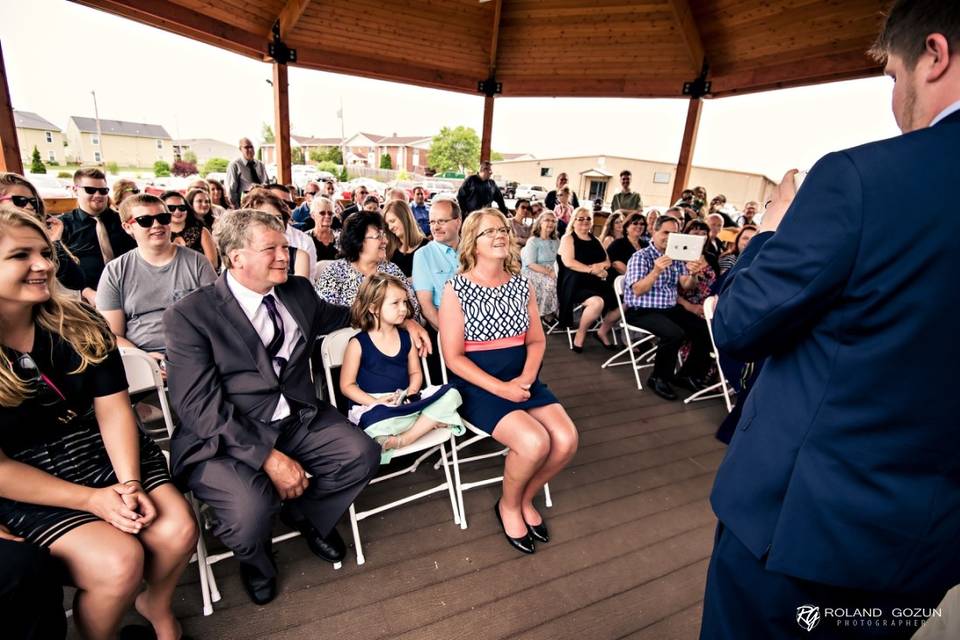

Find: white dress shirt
<box><xmin>226</xmin><ymin>271</ymin><xmax>302</xmax><ymax>421</ymax></box>
<box><xmin>286</xmin><ymin>225</ymin><xmax>319</xmax><ymax>281</ymax></box>
<box><xmin>931</xmin><ymin>99</ymin><xmax>960</xmax><ymax>127</ymax></box>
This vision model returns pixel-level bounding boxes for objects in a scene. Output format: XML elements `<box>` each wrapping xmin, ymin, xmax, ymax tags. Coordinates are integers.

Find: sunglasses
<box><xmin>80</xmin><ymin>186</ymin><xmax>110</xmax><ymax>196</ymax></box>
<box><xmin>165</xmin><ymin>204</ymin><xmax>189</xmax><ymax>212</ymax></box>
<box><xmin>574</xmin><ymin>216</ymin><xmax>592</xmax><ymax>222</ymax></box>
<box><xmin>122</xmin><ymin>187</ymin><xmax>140</xmax><ymax>195</ymax></box>
<box><xmin>306</xmin><ymin>191</ymin><xmax>319</xmax><ymax>196</ymax></box>
<box><xmin>0</xmin><ymin>194</ymin><xmax>40</xmax><ymax>209</ymax></box>
<box><xmin>133</xmin><ymin>213</ymin><xmax>172</xmax><ymax>227</ymax></box>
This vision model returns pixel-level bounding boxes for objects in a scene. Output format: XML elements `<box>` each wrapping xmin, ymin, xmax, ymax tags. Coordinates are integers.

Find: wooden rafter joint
<box><xmin>477</xmin><ymin>75</ymin><xmax>502</xmax><ymax>98</ymax></box>
<box><xmin>268</xmin><ymin>20</ymin><xmax>297</xmax><ymax>65</ymax></box>
<box><xmin>682</xmin><ymin>59</ymin><xmax>711</xmax><ymax>99</ymax></box>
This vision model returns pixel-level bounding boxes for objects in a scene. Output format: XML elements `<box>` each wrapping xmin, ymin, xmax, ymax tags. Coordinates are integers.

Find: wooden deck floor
<box><xmin>76</xmin><ymin>333</ymin><xmax>729</xmax><ymax>639</ymax></box>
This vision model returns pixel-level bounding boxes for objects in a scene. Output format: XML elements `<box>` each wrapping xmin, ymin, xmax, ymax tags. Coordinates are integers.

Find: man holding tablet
<box><xmin>623</xmin><ymin>215</ymin><xmax>712</xmax><ymax>400</ymax></box>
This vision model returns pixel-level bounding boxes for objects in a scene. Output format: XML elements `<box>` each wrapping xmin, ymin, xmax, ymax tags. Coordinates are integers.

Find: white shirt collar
<box><xmin>930</xmin><ymin>99</ymin><xmax>960</xmax><ymax>127</ymax></box>
<box><xmin>225</xmin><ymin>270</ymin><xmax>274</xmax><ymax>319</ymax></box>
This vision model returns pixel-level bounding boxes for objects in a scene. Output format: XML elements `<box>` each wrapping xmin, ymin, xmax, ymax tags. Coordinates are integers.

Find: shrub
<box><xmin>106</xmin><ymin>161</ymin><xmax>119</xmax><ymax>175</ymax></box>
<box><xmin>380</xmin><ymin>153</ymin><xmax>393</xmax><ymax>169</ymax></box>
<box><xmin>202</xmin><ymin>157</ymin><xmax>229</xmax><ymax>176</ymax></box>
<box><xmin>154</xmin><ymin>160</ymin><xmax>171</xmax><ymax>177</ymax></box>
<box><xmin>57</xmin><ymin>171</ymin><xmax>71</xmax><ymax>179</ymax></box>
<box><xmin>172</xmin><ymin>160</ymin><xmax>197</xmax><ymax>177</ymax></box>
<box><xmin>30</xmin><ymin>147</ymin><xmax>46</xmax><ymax>174</ymax></box>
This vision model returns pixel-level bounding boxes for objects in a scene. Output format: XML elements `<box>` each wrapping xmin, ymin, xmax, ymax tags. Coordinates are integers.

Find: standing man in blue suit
<box><xmin>700</xmin><ymin>2</ymin><xmax>960</xmax><ymax>638</ymax></box>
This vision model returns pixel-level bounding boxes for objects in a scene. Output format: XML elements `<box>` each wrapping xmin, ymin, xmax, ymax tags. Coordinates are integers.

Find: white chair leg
<box><xmin>348</xmin><ymin>502</ymin><xmax>364</xmax><ymax>565</ymax></box>
<box><xmin>454</xmin><ymin>440</ymin><xmax>468</xmax><ymax>530</ymax></box>
<box><xmin>206</xmin><ymin>562</ymin><xmax>222</xmax><ymax>602</ymax></box>
<box><xmin>439</xmin><ymin>441</ymin><xmax>460</xmax><ymax>525</ymax></box>
<box><xmin>195</xmin><ymin>535</ymin><xmax>213</xmax><ymax>616</ymax></box>
<box><xmin>543</xmin><ymin>482</ymin><xmax>553</xmax><ymax>508</ymax></box>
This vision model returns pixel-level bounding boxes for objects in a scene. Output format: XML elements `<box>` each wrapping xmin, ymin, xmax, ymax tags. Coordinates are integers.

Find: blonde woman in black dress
<box><xmin>0</xmin><ymin>208</ymin><xmax>197</xmax><ymax>640</ymax></box>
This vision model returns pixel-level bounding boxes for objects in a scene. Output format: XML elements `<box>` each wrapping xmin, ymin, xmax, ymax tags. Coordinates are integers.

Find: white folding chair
<box><xmin>600</xmin><ymin>275</ymin><xmax>657</xmax><ymax>390</ymax></box>
<box><xmin>321</xmin><ymin>327</ymin><xmax>461</xmax><ymax>565</ymax></box>
<box><xmin>119</xmin><ymin>348</ymin><xmax>219</xmax><ymax>616</ymax></box>
<box><xmin>683</xmin><ymin>296</ymin><xmax>735</xmax><ymax>412</ymax></box>
<box><xmin>427</xmin><ymin>338</ymin><xmax>552</xmax><ymax>530</ymax></box>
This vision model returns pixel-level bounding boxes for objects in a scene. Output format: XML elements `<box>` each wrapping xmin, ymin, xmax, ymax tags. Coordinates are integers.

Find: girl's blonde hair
<box><xmin>0</xmin><ymin>208</ymin><xmax>115</xmax><ymax>407</ymax></box>
<box><xmin>458</xmin><ymin>208</ymin><xmax>521</xmax><ymax>275</ymax></box>
<box><xmin>0</xmin><ymin>172</ymin><xmax>80</xmax><ymax>266</ymax></box>
<box><xmin>350</xmin><ymin>272</ymin><xmax>414</xmax><ymax>331</ymax></box>
<box><xmin>564</xmin><ymin>207</ymin><xmax>593</xmax><ymax>236</ymax></box>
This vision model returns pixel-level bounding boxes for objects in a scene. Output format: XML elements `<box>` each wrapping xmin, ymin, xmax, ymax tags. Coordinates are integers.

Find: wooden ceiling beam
<box><xmin>488</xmin><ymin>0</ymin><xmax>504</xmax><ymax>74</ymax></box>
<box><xmin>668</xmin><ymin>0</ymin><xmax>706</xmax><ymax>74</ymax></box>
<box><xmin>710</xmin><ymin>49</ymin><xmax>883</xmax><ymax>97</ymax></box>
<box><xmin>68</xmin><ymin>0</ymin><xmax>265</xmax><ymax>59</ymax></box>
<box><xmin>276</xmin><ymin>0</ymin><xmax>313</xmax><ymax>39</ymax></box>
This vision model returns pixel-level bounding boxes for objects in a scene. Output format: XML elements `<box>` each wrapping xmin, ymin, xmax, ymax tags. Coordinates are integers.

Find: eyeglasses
<box><xmin>364</xmin><ymin>232</ymin><xmax>386</xmax><ymax>241</ymax></box>
<box><xmin>517</xmin><ymin>205</ymin><xmax>530</xmax><ymax>211</ymax></box>
<box><xmin>574</xmin><ymin>216</ymin><xmax>592</xmax><ymax>222</ymax></box>
<box><xmin>429</xmin><ymin>218</ymin><xmax>454</xmax><ymax>227</ymax></box>
<box><xmin>0</xmin><ymin>194</ymin><xmax>40</xmax><ymax>209</ymax></box>
<box><xmin>122</xmin><ymin>187</ymin><xmax>140</xmax><ymax>195</ymax></box>
<box><xmin>241</xmin><ymin>145</ymin><xmax>254</xmax><ymax>150</ymax></box>
<box><xmin>132</xmin><ymin>213</ymin><xmax>172</xmax><ymax>227</ymax></box>
<box><xmin>79</xmin><ymin>186</ymin><xmax>110</xmax><ymax>196</ymax></box>
<box><xmin>478</xmin><ymin>226</ymin><xmax>509</xmax><ymax>239</ymax></box>
<box><xmin>305</xmin><ymin>191</ymin><xmax>319</xmax><ymax>197</ymax></box>
<box><xmin>166</xmin><ymin>204</ymin><xmax>189</xmax><ymax>212</ymax></box>
<box><xmin>317</xmin><ymin>211</ymin><xmax>334</xmax><ymax>216</ymax></box>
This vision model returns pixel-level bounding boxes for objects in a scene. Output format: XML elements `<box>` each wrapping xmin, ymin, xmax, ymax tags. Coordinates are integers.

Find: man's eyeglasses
<box><xmin>133</xmin><ymin>213</ymin><xmax>172</xmax><ymax>228</ymax></box>
<box><xmin>429</xmin><ymin>218</ymin><xmax>454</xmax><ymax>227</ymax></box>
<box><xmin>478</xmin><ymin>226</ymin><xmax>509</xmax><ymax>239</ymax></box>
<box><xmin>79</xmin><ymin>186</ymin><xmax>110</xmax><ymax>196</ymax></box>
<box><xmin>0</xmin><ymin>194</ymin><xmax>40</xmax><ymax>209</ymax></box>
<box><xmin>166</xmin><ymin>204</ymin><xmax>189</xmax><ymax>212</ymax></box>
<box><xmin>241</xmin><ymin>145</ymin><xmax>254</xmax><ymax>150</ymax></box>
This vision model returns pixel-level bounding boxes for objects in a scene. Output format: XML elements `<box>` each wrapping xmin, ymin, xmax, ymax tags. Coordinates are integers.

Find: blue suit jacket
<box><xmin>711</xmin><ymin>110</ymin><xmax>960</xmax><ymax>592</ymax></box>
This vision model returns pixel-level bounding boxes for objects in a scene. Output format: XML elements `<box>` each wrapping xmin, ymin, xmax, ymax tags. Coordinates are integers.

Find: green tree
<box><xmin>154</xmin><ymin>160</ymin><xmax>171</xmax><ymax>177</ymax></box>
<box><xmin>30</xmin><ymin>146</ymin><xmax>46</xmax><ymax>174</ymax></box>
<box><xmin>428</xmin><ymin>126</ymin><xmax>480</xmax><ymax>173</ymax></box>
<box><xmin>339</xmin><ymin>166</ymin><xmax>349</xmax><ymax>182</ymax></box>
<box><xmin>491</xmin><ymin>150</ymin><xmax>504</xmax><ymax>161</ymax></box>
<box><xmin>183</xmin><ymin>150</ymin><xmax>198</xmax><ymax>164</ymax></box>
<box><xmin>309</xmin><ymin>146</ymin><xmax>343</xmax><ymax>164</ymax></box>
<box><xmin>380</xmin><ymin>153</ymin><xmax>393</xmax><ymax>169</ymax></box>
<box><xmin>202</xmin><ymin>157</ymin><xmax>229</xmax><ymax>176</ymax></box>
<box><xmin>292</xmin><ymin>147</ymin><xmax>305</xmax><ymax>164</ymax></box>
<box><xmin>316</xmin><ymin>161</ymin><xmax>339</xmax><ymax>175</ymax></box>
<box><xmin>106</xmin><ymin>161</ymin><xmax>119</xmax><ymax>175</ymax></box>
<box><xmin>261</xmin><ymin>123</ymin><xmax>275</xmax><ymax>144</ymax></box>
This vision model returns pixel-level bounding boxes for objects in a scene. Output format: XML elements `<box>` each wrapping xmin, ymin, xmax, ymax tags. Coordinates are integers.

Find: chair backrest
<box><xmin>119</xmin><ymin>347</ymin><xmax>177</xmax><ymax>439</ymax></box>
<box><xmin>613</xmin><ymin>274</ymin><xmax>630</xmax><ymax>324</ymax></box>
<box><xmin>435</xmin><ymin>334</ymin><xmax>451</xmax><ymax>385</ymax></box>
<box><xmin>315</xmin><ymin>260</ymin><xmax>334</xmax><ymax>278</ymax></box>
<box><xmin>703</xmin><ymin>296</ymin><xmax>734</xmax><ymax>412</ymax></box>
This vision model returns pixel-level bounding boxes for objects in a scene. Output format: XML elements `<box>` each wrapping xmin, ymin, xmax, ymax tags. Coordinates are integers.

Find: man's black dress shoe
<box><xmin>672</xmin><ymin>375</ymin><xmax>705</xmax><ymax>392</ymax></box>
<box><xmin>494</xmin><ymin>500</ymin><xmax>535</xmax><ymax>554</ymax></box>
<box><xmin>647</xmin><ymin>375</ymin><xmax>678</xmax><ymax>401</ymax></box>
<box><xmin>239</xmin><ymin>562</ymin><xmax>277</xmax><ymax>606</ymax></box>
<box><xmin>526</xmin><ymin>520</ymin><xmax>550</xmax><ymax>544</ymax></box>
<box><xmin>280</xmin><ymin>510</ymin><xmax>346</xmax><ymax>563</ymax></box>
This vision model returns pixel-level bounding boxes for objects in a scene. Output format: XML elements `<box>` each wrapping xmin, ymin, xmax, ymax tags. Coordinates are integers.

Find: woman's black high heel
<box><xmin>494</xmin><ymin>500</ymin><xmax>535</xmax><ymax>554</ymax></box>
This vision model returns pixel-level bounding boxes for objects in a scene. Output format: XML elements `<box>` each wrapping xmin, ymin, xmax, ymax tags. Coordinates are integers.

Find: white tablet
<box><xmin>665</xmin><ymin>233</ymin><xmax>707</xmax><ymax>262</ymax></box>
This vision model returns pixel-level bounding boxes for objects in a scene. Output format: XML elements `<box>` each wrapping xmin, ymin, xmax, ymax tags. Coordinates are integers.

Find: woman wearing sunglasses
<box><xmin>160</xmin><ymin>191</ymin><xmax>218</xmax><ymax>269</ymax></box>
<box><xmin>0</xmin><ymin>207</ymin><xmax>198</xmax><ymax>640</ymax></box>
<box><xmin>111</xmin><ymin>179</ymin><xmax>140</xmax><ymax>209</ymax></box>
<box><xmin>0</xmin><ymin>172</ymin><xmax>85</xmax><ymax>292</ymax></box>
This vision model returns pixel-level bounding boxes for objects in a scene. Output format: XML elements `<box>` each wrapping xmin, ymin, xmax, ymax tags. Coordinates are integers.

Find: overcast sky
<box><xmin>4</xmin><ymin>0</ymin><xmax>902</xmax><ymax>180</ymax></box>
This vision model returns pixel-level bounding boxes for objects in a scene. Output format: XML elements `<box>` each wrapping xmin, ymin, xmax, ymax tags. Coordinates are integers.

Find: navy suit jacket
<box><xmin>711</xmin><ymin>110</ymin><xmax>960</xmax><ymax>592</ymax></box>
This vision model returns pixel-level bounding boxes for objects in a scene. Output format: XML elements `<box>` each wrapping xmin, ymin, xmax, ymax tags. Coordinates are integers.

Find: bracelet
<box><xmin>122</xmin><ymin>479</ymin><xmax>142</xmax><ymax>486</ymax></box>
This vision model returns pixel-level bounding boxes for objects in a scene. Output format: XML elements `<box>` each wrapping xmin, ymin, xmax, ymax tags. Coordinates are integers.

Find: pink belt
<box><xmin>464</xmin><ymin>333</ymin><xmax>526</xmax><ymax>352</ymax></box>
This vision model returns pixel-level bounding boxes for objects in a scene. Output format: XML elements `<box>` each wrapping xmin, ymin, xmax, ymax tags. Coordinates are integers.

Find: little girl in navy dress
<box><xmin>340</xmin><ymin>273</ymin><xmax>463</xmax><ymax>462</ymax></box>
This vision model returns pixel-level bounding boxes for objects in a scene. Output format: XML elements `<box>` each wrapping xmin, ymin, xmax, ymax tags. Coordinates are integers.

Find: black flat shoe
<box><xmin>494</xmin><ymin>500</ymin><xmax>535</xmax><ymax>554</ymax></box>
<box><xmin>526</xmin><ymin>520</ymin><xmax>550</xmax><ymax>544</ymax></box>
<box><xmin>239</xmin><ymin>562</ymin><xmax>277</xmax><ymax>606</ymax></box>
<box><xmin>281</xmin><ymin>509</ymin><xmax>346</xmax><ymax>563</ymax></box>
<box><xmin>591</xmin><ymin>331</ymin><xmax>616</xmax><ymax>351</ymax></box>
<box><xmin>570</xmin><ymin>343</ymin><xmax>583</xmax><ymax>353</ymax></box>
<box><xmin>647</xmin><ymin>375</ymin><xmax>678</xmax><ymax>401</ymax></box>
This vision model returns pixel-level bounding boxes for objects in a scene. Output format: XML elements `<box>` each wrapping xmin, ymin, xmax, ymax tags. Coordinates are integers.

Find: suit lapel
<box><xmin>214</xmin><ymin>275</ymin><xmax>278</xmax><ymax>383</ymax></box>
<box><xmin>275</xmin><ymin>281</ymin><xmax>310</xmax><ymax>358</ymax></box>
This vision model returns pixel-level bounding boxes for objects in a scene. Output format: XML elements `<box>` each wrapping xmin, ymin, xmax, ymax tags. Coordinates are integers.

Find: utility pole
<box><xmin>338</xmin><ymin>97</ymin><xmax>346</xmax><ymax>173</ymax></box>
<box><xmin>91</xmin><ymin>90</ymin><xmax>105</xmax><ymax>168</ymax></box>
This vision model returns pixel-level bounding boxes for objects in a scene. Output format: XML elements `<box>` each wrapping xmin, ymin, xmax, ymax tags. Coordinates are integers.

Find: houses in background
<box><xmin>172</xmin><ymin>138</ymin><xmax>237</xmax><ymax>165</ymax></box>
<box><xmin>260</xmin><ymin>132</ymin><xmax>432</xmax><ymax>174</ymax></box>
<box><xmin>14</xmin><ymin>111</ymin><xmax>66</xmax><ymax>166</ymax></box>
<box><xmin>65</xmin><ymin>116</ymin><xmax>175</xmax><ymax>167</ymax></box>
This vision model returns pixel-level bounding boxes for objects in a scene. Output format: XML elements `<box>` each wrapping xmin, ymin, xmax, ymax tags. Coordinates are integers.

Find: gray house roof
<box><xmin>70</xmin><ymin>116</ymin><xmax>171</xmax><ymax>139</ymax></box>
<box><xmin>14</xmin><ymin>110</ymin><xmax>61</xmax><ymax>132</ymax></box>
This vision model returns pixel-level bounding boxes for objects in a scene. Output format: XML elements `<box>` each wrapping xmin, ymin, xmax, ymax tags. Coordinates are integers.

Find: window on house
<box><xmin>94</xmin><ymin>151</ymin><xmax>102</xmax><ymax>162</ymax></box>
<box><xmin>653</xmin><ymin>171</ymin><xmax>671</xmax><ymax>184</ymax></box>
<box><xmin>47</xmin><ymin>150</ymin><xmax>55</xmax><ymax>162</ymax></box>
<box><xmin>91</xmin><ymin>135</ymin><xmax>99</xmax><ymax>145</ymax></box>
<box><xmin>540</xmin><ymin>167</ymin><xmax>552</xmax><ymax>177</ymax></box>
<box><xmin>156</xmin><ymin>139</ymin><xmax>163</xmax><ymax>149</ymax></box>
<box><xmin>45</xmin><ymin>131</ymin><xmax>53</xmax><ymax>143</ymax></box>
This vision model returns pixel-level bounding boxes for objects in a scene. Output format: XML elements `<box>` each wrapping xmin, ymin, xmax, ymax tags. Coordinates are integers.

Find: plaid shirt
<box><xmin>623</xmin><ymin>243</ymin><xmax>687</xmax><ymax>309</ymax></box>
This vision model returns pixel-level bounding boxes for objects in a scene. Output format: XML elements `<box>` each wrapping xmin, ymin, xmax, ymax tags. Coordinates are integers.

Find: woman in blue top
<box><xmin>520</xmin><ymin>211</ymin><xmax>560</xmax><ymax>321</ymax></box>
<box><xmin>440</xmin><ymin>208</ymin><xmax>578</xmax><ymax>555</ymax></box>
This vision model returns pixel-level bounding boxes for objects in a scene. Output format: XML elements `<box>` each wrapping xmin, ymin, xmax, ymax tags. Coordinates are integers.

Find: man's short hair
<box><xmin>264</xmin><ymin>183</ymin><xmax>291</xmax><ymax>194</ymax></box>
<box><xmin>118</xmin><ymin>193</ymin><xmax>164</xmax><ymax>222</ymax></box>
<box><xmin>654</xmin><ymin>215</ymin><xmax>681</xmax><ymax>232</ymax></box>
<box><xmin>619</xmin><ymin>170</ymin><xmax>632</xmax><ymax>178</ymax></box>
<box><xmin>214</xmin><ymin>208</ymin><xmax>285</xmax><ymax>269</ymax></box>
<box><xmin>74</xmin><ymin>167</ymin><xmax>106</xmax><ymax>184</ymax></box>
<box><xmin>870</xmin><ymin>0</ymin><xmax>960</xmax><ymax>69</ymax></box>
<box><xmin>430</xmin><ymin>197</ymin><xmax>461</xmax><ymax>219</ymax></box>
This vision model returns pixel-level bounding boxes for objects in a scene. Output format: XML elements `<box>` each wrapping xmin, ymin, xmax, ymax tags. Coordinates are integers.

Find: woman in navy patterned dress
<box><xmin>439</xmin><ymin>208</ymin><xmax>578</xmax><ymax>554</ymax></box>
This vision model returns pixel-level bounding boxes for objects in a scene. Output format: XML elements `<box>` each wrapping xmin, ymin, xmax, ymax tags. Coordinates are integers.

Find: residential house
<box><xmin>492</xmin><ymin>154</ymin><xmax>776</xmax><ymax>210</ymax></box>
<box><xmin>14</xmin><ymin>111</ymin><xmax>65</xmax><ymax>166</ymax></box>
<box><xmin>260</xmin><ymin>135</ymin><xmax>343</xmax><ymax>165</ymax></box>
<box><xmin>65</xmin><ymin>116</ymin><xmax>174</xmax><ymax>167</ymax></box>
<box><xmin>342</xmin><ymin>132</ymin><xmax>431</xmax><ymax>174</ymax></box>
<box><xmin>172</xmin><ymin>138</ymin><xmax>236</xmax><ymax>165</ymax></box>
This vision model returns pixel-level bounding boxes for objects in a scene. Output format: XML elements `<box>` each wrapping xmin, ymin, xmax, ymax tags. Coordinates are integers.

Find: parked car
<box><xmin>27</xmin><ymin>173</ymin><xmax>73</xmax><ymax>199</ymax></box>
<box><xmin>515</xmin><ymin>184</ymin><xmax>547</xmax><ymax>200</ymax></box>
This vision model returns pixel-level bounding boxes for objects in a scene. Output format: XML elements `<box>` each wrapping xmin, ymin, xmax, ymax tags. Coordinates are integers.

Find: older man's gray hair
<box><xmin>213</xmin><ymin>208</ymin><xmax>285</xmax><ymax>269</ymax></box>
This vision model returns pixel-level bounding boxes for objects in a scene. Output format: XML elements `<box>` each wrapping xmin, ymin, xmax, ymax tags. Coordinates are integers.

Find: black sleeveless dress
<box><xmin>557</xmin><ymin>232</ymin><xmax>618</xmax><ymax>327</ymax></box>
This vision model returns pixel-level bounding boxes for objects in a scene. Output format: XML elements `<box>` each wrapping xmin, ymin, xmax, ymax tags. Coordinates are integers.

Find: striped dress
<box><xmin>0</xmin><ymin>325</ymin><xmax>170</xmax><ymax>547</ymax></box>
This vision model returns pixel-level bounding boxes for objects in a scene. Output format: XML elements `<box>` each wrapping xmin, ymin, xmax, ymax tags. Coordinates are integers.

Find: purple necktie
<box><xmin>261</xmin><ymin>294</ymin><xmax>287</xmax><ymax>373</ymax></box>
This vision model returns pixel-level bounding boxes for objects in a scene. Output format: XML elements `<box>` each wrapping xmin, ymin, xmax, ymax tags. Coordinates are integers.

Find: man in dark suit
<box><xmin>163</xmin><ymin>209</ymin><xmax>428</xmax><ymax>605</ymax></box>
<box><xmin>700</xmin><ymin>3</ymin><xmax>960</xmax><ymax>637</ymax></box>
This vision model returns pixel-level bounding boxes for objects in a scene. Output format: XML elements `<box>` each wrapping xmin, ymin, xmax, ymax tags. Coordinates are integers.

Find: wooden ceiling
<box><xmin>69</xmin><ymin>0</ymin><xmax>889</xmax><ymax>99</ymax></box>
